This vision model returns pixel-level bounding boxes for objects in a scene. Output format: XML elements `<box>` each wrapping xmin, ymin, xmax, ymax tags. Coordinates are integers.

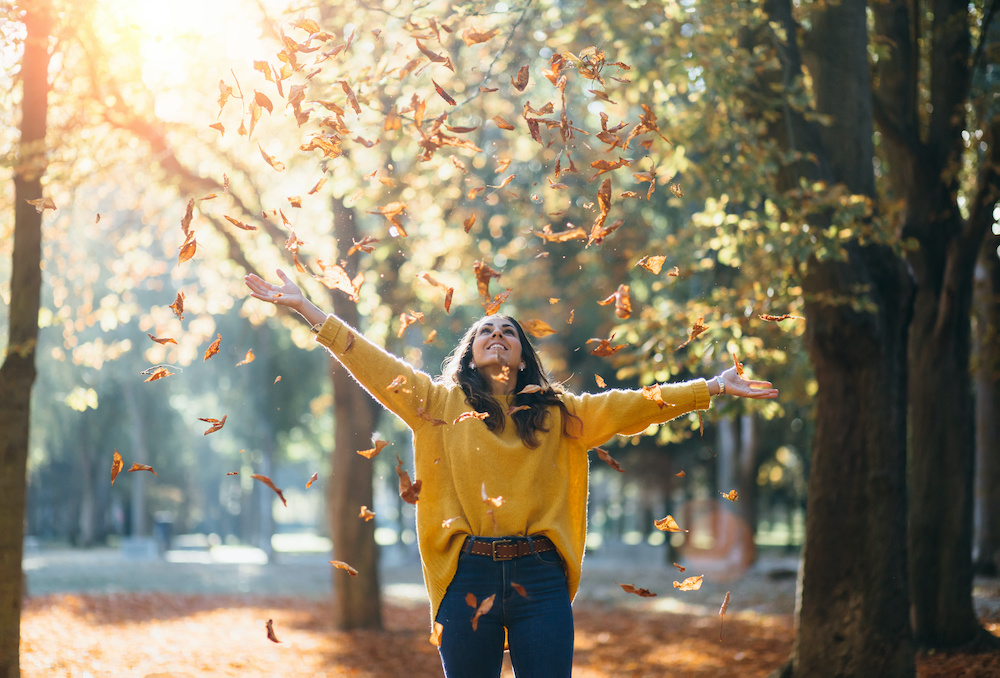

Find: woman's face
<box><xmin>470</xmin><ymin>316</ymin><xmax>524</xmax><ymax>374</ymax></box>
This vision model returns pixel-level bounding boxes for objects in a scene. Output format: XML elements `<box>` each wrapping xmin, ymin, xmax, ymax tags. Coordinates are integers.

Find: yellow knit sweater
<box><xmin>315</xmin><ymin>315</ymin><xmax>712</xmax><ymax>622</ymax></box>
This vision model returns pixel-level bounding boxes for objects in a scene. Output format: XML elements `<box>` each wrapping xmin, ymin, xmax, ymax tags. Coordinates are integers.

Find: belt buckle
<box><xmin>491</xmin><ymin>539</ymin><xmax>515</xmax><ymax>561</ymax></box>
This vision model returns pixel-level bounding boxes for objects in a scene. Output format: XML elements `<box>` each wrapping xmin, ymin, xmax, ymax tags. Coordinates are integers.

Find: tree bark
<box><xmin>872</xmin><ymin>0</ymin><xmax>1000</xmax><ymax>648</ymax></box>
<box><xmin>0</xmin><ymin>5</ymin><xmax>50</xmax><ymax>676</ymax></box>
<box><xmin>749</xmin><ymin>0</ymin><xmax>916</xmax><ymax>674</ymax></box>
<box><xmin>973</xmin><ymin>233</ymin><xmax>1000</xmax><ymax>576</ymax></box>
<box><xmin>326</xmin><ymin>197</ymin><xmax>382</xmax><ymax>630</ymax></box>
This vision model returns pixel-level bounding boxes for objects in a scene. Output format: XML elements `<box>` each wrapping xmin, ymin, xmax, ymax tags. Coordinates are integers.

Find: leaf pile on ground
<box><xmin>20</xmin><ymin>592</ymin><xmax>1000</xmax><ymax>677</ymax></box>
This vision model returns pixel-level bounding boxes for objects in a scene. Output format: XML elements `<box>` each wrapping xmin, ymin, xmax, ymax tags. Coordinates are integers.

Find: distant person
<box><xmin>245</xmin><ymin>269</ymin><xmax>778</xmax><ymax>678</ymax></box>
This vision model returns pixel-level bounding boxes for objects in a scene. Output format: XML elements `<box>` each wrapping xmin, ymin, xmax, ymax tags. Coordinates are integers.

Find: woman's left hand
<box><xmin>718</xmin><ymin>366</ymin><xmax>779</xmax><ymax>399</ymax></box>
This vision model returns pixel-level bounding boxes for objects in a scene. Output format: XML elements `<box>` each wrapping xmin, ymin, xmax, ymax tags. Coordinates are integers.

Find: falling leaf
<box><xmin>258</xmin><ymin>144</ymin><xmax>286</xmax><ymax>171</ymax></box>
<box><xmin>236</xmin><ymin>349</ymin><xmax>255</xmax><ymax>366</ymax></box>
<box><xmin>594</xmin><ymin>447</ymin><xmax>624</xmax><ymax>473</ymax></box>
<box><xmin>455</xmin><ymin>411</ymin><xmax>490</xmax><ymax>425</ymax></box>
<box><xmin>597</xmin><ymin>284</ymin><xmax>632</xmax><ymax>319</ymax></box>
<box><xmin>669</xmin><ymin>182</ymin><xmax>684</xmax><ymax>198</ymax></box>
<box><xmin>396</xmin><ymin>455</ymin><xmax>421</xmax><ymax>504</ymax></box>
<box><xmin>424</xmin><ymin>330</ymin><xmax>438</xmax><ymax>344</ymax></box>
<box><xmin>169</xmin><ymin>292</ymin><xmax>185</xmax><ymax>320</ymax></box>
<box><xmin>178</xmin><ymin>231</ymin><xmax>197</xmax><ymax>264</ymax></box>
<box><xmin>511</xmin><ymin>64</ymin><xmax>529</xmax><ymax>91</ymax></box>
<box><xmin>359</xmin><ymin>506</ymin><xmax>376</xmax><ymax>521</ymax></box>
<box><xmin>492</xmin><ymin>115</ymin><xmax>515</xmax><ymax>130</ymax></box>
<box><xmin>673</xmin><ymin>575</ymin><xmax>704</xmax><ymax>591</ymax></box>
<box><xmin>274</xmin><ymin>376</ymin><xmax>282</xmax><ymax>384</ymax></box>
<box><xmin>442</xmin><ymin>517</ymin><xmax>460</xmax><ymax>528</ymax></box>
<box><xmin>416</xmin><ymin>407</ymin><xmax>448</xmax><ymax>426</ymax></box>
<box><xmin>470</xmin><ymin>593</ymin><xmax>496</xmax><ymax>630</ymax></box>
<box><xmin>641</xmin><ymin>384</ymin><xmax>668</xmax><ymax>408</ymax></box>
<box><xmin>315</xmin><ymin>259</ymin><xmax>364</xmax><ymax>301</ymax></box>
<box><xmin>520</xmin><ymin>319</ymin><xmax>557</xmax><ymax>337</ymax></box>
<box><xmin>204</xmin><ymin>334</ymin><xmax>222</xmax><ymax>361</ymax></box>
<box><xmin>732</xmin><ymin>351</ymin><xmax>745</xmax><ymax>378</ymax></box>
<box><xmin>26</xmin><ymin>196</ymin><xmax>56</xmax><ymax>212</ymax></box>
<box><xmin>358</xmin><ymin>440</ymin><xmax>390</xmax><ymax>459</ymax></box>
<box><xmin>677</xmin><ymin>317</ymin><xmax>708</xmax><ymax>350</ymax></box>
<box><xmin>432</xmin><ymin>79</ymin><xmax>457</xmax><ymax>105</ymax></box>
<box><xmin>675</xmin><ymin>470</ymin><xmax>686</xmax><ymax>478</ymax></box>
<box><xmin>507</xmin><ymin>404</ymin><xmax>530</xmax><ymax>415</ymax></box>
<box><xmin>481</xmin><ymin>482</ymin><xmax>503</xmax><ymax>508</ymax></box>
<box><xmin>673</xmin><ymin>562</ymin><xmax>686</xmax><ymax>572</ymax></box>
<box><xmin>595</xmin><ymin>375</ymin><xmax>606</xmax><ymax>388</ymax></box>
<box><xmin>143</xmin><ymin>367</ymin><xmax>175</xmax><ymax>382</ymax></box>
<box><xmin>720</xmin><ymin>591</ymin><xmax>731</xmax><ymax>641</ymax></box>
<box><xmin>759</xmin><ymin>313</ymin><xmax>803</xmax><ymax>322</ymax></box>
<box><xmin>667</xmin><ymin>266</ymin><xmax>680</xmax><ymax>277</ymax></box>
<box><xmin>251</xmin><ymin>474</ymin><xmax>287</xmax><ymax>506</ymax></box>
<box><xmin>588</xmin><ymin>335</ymin><xmax>626</xmax><ymax>357</ymax></box>
<box><xmin>199</xmin><ymin>415</ymin><xmax>227</xmax><ymax>435</ymax></box>
<box><xmin>511</xmin><ymin>582</ymin><xmax>528</xmax><ymax>598</ymax></box>
<box><xmin>429</xmin><ymin>622</ymin><xmax>444</xmax><ymax>647</ymax></box>
<box><xmin>306</xmin><ymin>472</ymin><xmax>319</xmax><ymax>488</ymax></box>
<box><xmin>618</xmin><ymin>583</ymin><xmax>657</xmax><ymax>597</ymax></box>
<box><xmin>266</xmin><ymin>619</ymin><xmax>281</xmax><ymax>643</ymax></box>
<box><xmin>223</xmin><ymin>215</ymin><xmax>258</xmax><ymax>231</ymax></box>
<box><xmin>483</xmin><ymin>289</ymin><xmax>512</xmax><ymax>315</ymax></box>
<box><xmin>127</xmin><ymin>463</ymin><xmax>158</xmax><ymax>476</ymax></box>
<box><xmin>147</xmin><ymin>334</ymin><xmax>177</xmax><ymax>345</ymax></box>
<box><xmin>348</xmin><ymin>236</ymin><xmax>379</xmax><ymax>255</ymax></box>
<box><xmin>461</xmin><ymin>26</ymin><xmax>499</xmax><ymax>45</ymax></box>
<box><xmin>226</xmin><ymin>471</ymin><xmax>239</xmax><ymax>476</ymax></box>
<box><xmin>720</xmin><ymin>490</ymin><xmax>738</xmax><ymax>502</ymax></box>
<box><xmin>330</xmin><ymin>560</ymin><xmax>359</xmax><ymax>576</ymax></box>
<box><xmin>111</xmin><ymin>449</ymin><xmax>124</xmax><ymax>486</ymax></box>
<box><xmin>386</xmin><ymin>375</ymin><xmax>410</xmax><ymax>393</ymax></box>
<box><xmin>530</xmin><ymin>224</ymin><xmax>588</xmax><ymax>243</ymax></box>
<box><xmin>636</xmin><ymin>255</ymin><xmax>666</xmax><ymax>275</ymax></box>
<box><xmin>654</xmin><ymin>515</ymin><xmax>688</xmax><ymax>532</ymax></box>
<box><xmin>517</xmin><ymin>384</ymin><xmax>544</xmax><ymax>395</ymax></box>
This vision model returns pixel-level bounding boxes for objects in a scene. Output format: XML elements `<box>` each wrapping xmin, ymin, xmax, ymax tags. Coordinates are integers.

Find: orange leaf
<box><xmin>587</xmin><ymin>335</ymin><xmax>626</xmax><ymax>357</ymax></box>
<box><xmin>224</xmin><ymin>215</ymin><xmax>258</xmax><ymax>231</ymax></box>
<box><xmin>258</xmin><ymin>144</ymin><xmax>286</xmax><ymax>171</ymax></box>
<box><xmin>306</xmin><ymin>472</ymin><xmax>319</xmax><ymax>488</ymax></box>
<box><xmin>396</xmin><ymin>455</ymin><xmax>422</xmax><ymax>504</ymax></box>
<box><xmin>732</xmin><ymin>350</ymin><xmax>745</xmax><ymax>377</ymax></box>
<box><xmin>330</xmin><ymin>560</ymin><xmax>359</xmax><ymax>576</ymax></box>
<box><xmin>720</xmin><ymin>489</ymin><xmax>738</xmax><ymax>501</ymax></box>
<box><xmin>147</xmin><ymin>334</ymin><xmax>177</xmax><ymax>345</ymax></box>
<box><xmin>480</xmin><ymin>482</ymin><xmax>503</xmax><ymax>508</ymax></box>
<box><xmin>483</xmin><ymin>288</ymin><xmax>512</xmax><ymax>315</ymax></box>
<box><xmin>251</xmin><ymin>473</ymin><xmax>287</xmax><ymax>506</ymax></box>
<box><xmin>432</xmin><ymin>79</ymin><xmax>456</xmax><ymax>105</ymax></box>
<box><xmin>236</xmin><ymin>349</ymin><xmax>255</xmax><ymax>366</ymax></box>
<box><xmin>636</xmin><ymin>255</ymin><xmax>666</xmax><ymax>275</ymax></box>
<box><xmin>127</xmin><ymin>463</ymin><xmax>158</xmax><ymax>476</ymax></box>
<box><xmin>178</xmin><ymin>231</ymin><xmax>197</xmax><ymax>264</ymax></box>
<box><xmin>673</xmin><ymin>575</ymin><xmax>704</xmax><ymax>591</ymax></box>
<box><xmin>461</xmin><ymin>26</ymin><xmax>499</xmax><ymax>46</ymax></box>
<box><xmin>492</xmin><ymin>115</ymin><xmax>515</xmax><ymax>130</ymax></box>
<box><xmin>597</xmin><ymin>284</ymin><xmax>632</xmax><ymax>319</ymax></box>
<box><xmin>199</xmin><ymin>415</ymin><xmax>227</xmax><ymax>435</ymax></box>
<box><xmin>759</xmin><ymin>313</ymin><xmax>803</xmax><ymax>322</ymax></box>
<box><xmin>359</xmin><ymin>506</ymin><xmax>376</xmax><ymax>521</ymax></box>
<box><xmin>429</xmin><ymin>622</ymin><xmax>444</xmax><ymax>647</ymax></box>
<box><xmin>110</xmin><ymin>449</ymin><xmax>124</xmax><ymax>486</ymax></box>
<box><xmin>204</xmin><ymin>334</ymin><xmax>222</xmax><ymax>361</ymax></box>
<box><xmin>677</xmin><ymin>316</ymin><xmax>708</xmax><ymax>350</ymax></box>
<box><xmin>358</xmin><ymin>440</ymin><xmax>390</xmax><ymax>459</ymax></box>
<box><xmin>618</xmin><ymin>583</ymin><xmax>657</xmax><ymax>597</ymax></box>
<box><xmin>595</xmin><ymin>374</ymin><xmax>606</xmax><ymax>388</ymax></box>
<box><xmin>511</xmin><ymin>65</ymin><xmax>529</xmax><ymax>91</ymax></box>
<box><xmin>641</xmin><ymin>384</ymin><xmax>667</xmax><ymax>408</ymax></box>
<box><xmin>720</xmin><ymin>591</ymin><xmax>731</xmax><ymax>641</ymax></box>
<box><xmin>654</xmin><ymin>515</ymin><xmax>688</xmax><ymax>532</ymax></box>
<box><xmin>470</xmin><ymin>593</ymin><xmax>496</xmax><ymax>630</ymax></box>
<box><xmin>454</xmin><ymin>411</ymin><xmax>490</xmax><ymax>425</ymax></box>
<box><xmin>594</xmin><ymin>447</ymin><xmax>624</xmax><ymax>472</ymax></box>
<box><xmin>169</xmin><ymin>292</ymin><xmax>185</xmax><ymax>320</ymax></box>
<box><xmin>143</xmin><ymin>367</ymin><xmax>175</xmax><ymax>382</ymax></box>
<box><xmin>511</xmin><ymin>582</ymin><xmax>528</xmax><ymax>598</ymax></box>
<box><xmin>520</xmin><ymin>319</ymin><xmax>557</xmax><ymax>337</ymax></box>
<box><xmin>673</xmin><ymin>562</ymin><xmax>687</xmax><ymax>572</ymax></box>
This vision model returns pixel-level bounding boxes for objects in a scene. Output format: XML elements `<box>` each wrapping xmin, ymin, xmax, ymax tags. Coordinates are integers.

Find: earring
<box><xmin>519</xmin><ymin>363</ymin><xmax>525</xmax><ymax>371</ymax></box>
<box><xmin>469</xmin><ymin>360</ymin><xmax>477</xmax><ymax>370</ymax></box>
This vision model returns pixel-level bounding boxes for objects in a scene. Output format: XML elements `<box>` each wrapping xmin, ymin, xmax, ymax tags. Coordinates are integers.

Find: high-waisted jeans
<box><xmin>435</xmin><ymin>536</ymin><xmax>574</xmax><ymax>678</ymax></box>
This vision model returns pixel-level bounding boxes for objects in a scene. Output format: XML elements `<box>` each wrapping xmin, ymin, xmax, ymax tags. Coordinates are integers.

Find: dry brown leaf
<box><xmin>358</xmin><ymin>440</ymin><xmax>390</xmax><ymax>459</ymax></box>
<box><xmin>594</xmin><ymin>447</ymin><xmax>624</xmax><ymax>473</ymax></box>
<box><xmin>587</xmin><ymin>335</ymin><xmax>626</xmax><ymax>357</ymax></box>
<box><xmin>251</xmin><ymin>474</ymin><xmax>287</xmax><ymax>506</ymax></box>
<box><xmin>677</xmin><ymin>317</ymin><xmax>708</xmax><ymax>350</ymax></box>
<box><xmin>654</xmin><ymin>515</ymin><xmax>688</xmax><ymax>532</ymax></box>
<box><xmin>618</xmin><ymin>583</ymin><xmax>657</xmax><ymax>597</ymax></box>
<box><xmin>470</xmin><ymin>593</ymin><xmax>495</xmax><ymax>630</ymax></box>
<box><xmin>199</xmin><ymin>415</ymin><xmax>227</xmax><ymax>435</ymax></box>
<box><xmin>720</xmin><ymin>591</ymin><xmax>731</xmax><ymax>640</ymax></box>
<box><xmin>636</xmin><ymin>255</ymin><xmax>666</xmax><ymax>275</ymax></box>
<box><xmin>169</xmin><ymin>292</ymin><xmax>185</xmax><ymax>320</ymax></box>
<box><xmin>266</xmin><ymin>619</ymin><xmax>281</xmax><ymax>643</ymax></box>
<box><xmin>236</xmin><ymin>349</ymin><xmax>255</xmax><ymax>367</ymax></box>
<box><xmin>306</xmin><ymin>472</ymin><xmax>319</xmax><ymax>488</ymax></box>
<box><xmin>454</xmin><ymin>411</ymin><xmax>490</xmax><ymax>425</ymax></box>
<box><xmin>520</xmin><ymin>319</ymin><xmax>557</xmax><ymax>337</ymax></box>
<box><xmin>673</xmin><ymin>562</ymin><xmax>686</xmax><ymax>572</ymax></box>
<box><xmin>330</xmin><ymin>560</ymin><xmax>359</xmax><ymax>576</ymax></box>
<box><xmin>127</xmin><ymin>463</ymin><xmax>158</xmax><ymax>477</ymax></box>
<box><xmin>110</xmin><ymin>450</ymin><xmax>124</xmax><ymax>486</ymax></box>
<box><xmin>396</xmin><ymin>455</ymin><xmax>422</xmax><ymax>504</ymax></box>
<box><xmin>429</xmin><ymin>622</ymin><xmax>444</xmax><ymax>647</ymax></box>
<box><xmin>142</xmin><ymin>367</ymin><xmax>175</xmax><ymax>383</ymax></box>
<box><xmin>359</xmin><ymin>506</ymin><xmax>376</xmax><ymax>522</ymax></box>
<box><xmin>595</xmin><ymin>375</ymin><xmax>607</xmax><ymax>388</ymax></box>
<box><xmin>511</xmin><ymin>582</ymin><xmax>528</xmax><ymax>598</ymax></box>
<box><xmin>673</xmin><ymin>575</ymin><xmax>704</xmax><ymax>591</ymax></box>
<box><xmin>147</xmin><ymin>334</ymin><xmax>177</xmax><ymax>345</ymax></box>
<box><xmin>204</xmin><ymin>334</ymin><xmax>222</xmax><ymax>361</ymax></box>
<box><xmin>759</xmin><ymin>313</ymin><xmax>803</xmax><ymax>322</ymax></box>
<box><xmin>720</xmin><ymin>490</ymin><xmax>738</xmax><ymax>502</ymax></box>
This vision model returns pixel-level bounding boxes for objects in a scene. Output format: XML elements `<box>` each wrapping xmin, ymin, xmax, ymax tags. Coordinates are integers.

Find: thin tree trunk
<box><xmin>0</xmin><ymin>5</ymin><xmax>50</xmax><ymax>676</ymax></box>
<box><xmin>973</xmin><ymin>234</ymin><xmax>1000</xmax><ymax>575</ymax></box>
<box><xmin>123</xmin><ymin>382</ymin><xmax>149</xmax><ymax>537</ymax></box>
<box><xmin>326</xmin><ymin>197</ymin><xmax>382</xmax><ymax>630</ymax></box>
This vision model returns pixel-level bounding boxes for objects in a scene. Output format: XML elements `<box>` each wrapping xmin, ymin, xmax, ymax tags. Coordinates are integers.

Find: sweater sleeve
<box><xmin>314</xmin><ymin>315</ymin><xmax>444</xmax><ymax>431</ymax></box>
<box><xmin>567</xmin><ymin>379</ymin><xmax>712</xmax><ymax>449</ymax></box>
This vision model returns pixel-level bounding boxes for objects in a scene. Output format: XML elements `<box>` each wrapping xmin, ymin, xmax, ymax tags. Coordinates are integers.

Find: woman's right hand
<box><xmin>245</xmin><ymin>269</ymin><xmax>306</xmax><ymax>311</ymax></box>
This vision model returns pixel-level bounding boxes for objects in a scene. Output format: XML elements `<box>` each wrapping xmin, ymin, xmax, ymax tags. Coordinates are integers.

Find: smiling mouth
<box><xmin>487</xmin><ymin>343</ymin><xmax>506</xmax><ymax>351</ymax></box>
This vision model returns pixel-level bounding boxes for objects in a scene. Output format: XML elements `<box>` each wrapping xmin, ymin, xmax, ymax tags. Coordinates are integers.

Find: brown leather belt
<box><xmin>464</xmin><ymin>536</ymin><xmax>557</xmax><ymax>561</ymax></box>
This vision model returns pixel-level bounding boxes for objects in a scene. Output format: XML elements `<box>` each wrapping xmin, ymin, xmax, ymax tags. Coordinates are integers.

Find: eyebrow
<box><xmin>478</xmin><ymin>321</ymin><xmax>515</xmax><ymax>331</ymax></box>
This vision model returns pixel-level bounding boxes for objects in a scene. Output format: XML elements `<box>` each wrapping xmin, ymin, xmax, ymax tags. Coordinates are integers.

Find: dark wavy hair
<box><xmin>440</xmin><ymin>315</ymin><xmax>582</xmax><ymax>448</ymax></box>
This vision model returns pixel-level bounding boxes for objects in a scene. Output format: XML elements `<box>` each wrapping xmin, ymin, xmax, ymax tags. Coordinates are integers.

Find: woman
<box><xmin>245</xmin><ymin>269</ymin><xmax>778</xmax><ymax>678</ymax></box>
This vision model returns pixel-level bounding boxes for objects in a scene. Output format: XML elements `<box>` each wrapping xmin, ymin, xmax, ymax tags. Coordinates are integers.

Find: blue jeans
<box><xmin>435</xmin><ymin>537</ymin><xmax>574</xmax><ymax>678</ymax></box>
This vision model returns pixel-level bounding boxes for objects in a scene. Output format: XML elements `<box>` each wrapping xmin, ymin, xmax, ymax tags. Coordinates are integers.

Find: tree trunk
<box><xmin>123</xmin><ymin>382</ymin><xmax>149</xmax><ymax>537</ymax></box>
<box><xmin>326</xmin><ymin>197</ymin><xmax>382</xmax><ymax>630</ymax></box>
<box><xmin>752</xmin><ymin>0</ymin><xmax>916</xmax><ymax>674</ymax></box>
<box><xmin>973</xmin><ymin>234</ymin><xmax>1000</xmax><ymax>575</ymax></box>
<box><xmin>0</xmin><ymin>5</ymin><xmax>50</xmax><ymax>676</ymax></box>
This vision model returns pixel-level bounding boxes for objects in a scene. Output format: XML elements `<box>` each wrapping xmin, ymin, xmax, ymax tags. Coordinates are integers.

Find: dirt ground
<box><xmin>19</xmin><ymin>545</ymin><xmax>1000</xmax><ymax>677</ymax></box>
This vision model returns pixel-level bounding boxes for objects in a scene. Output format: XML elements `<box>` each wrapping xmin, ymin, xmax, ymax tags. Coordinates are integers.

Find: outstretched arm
<box><xmin>706</xmin><ymin>366</ymin><xmax>779</xmax><ymax>399</ymax></box>
<box><xmin>245</xmin><ymin>269</ymin><xmax>328</xmax><ymax>330</ymax></box>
